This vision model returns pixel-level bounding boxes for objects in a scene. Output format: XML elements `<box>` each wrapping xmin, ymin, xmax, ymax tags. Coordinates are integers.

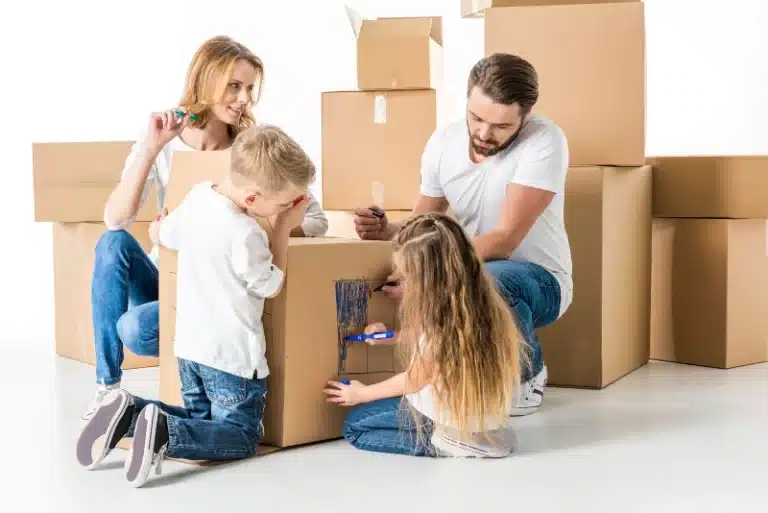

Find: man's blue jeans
<box><xmin>91</xmin><ymin>230</ymin><xmax>159</xmax><ymax>386</ymax></box>
<box><xmin>127</xmin><ymin>358</ymin><xmax>268</xmax><ymax>461</ymax></box>
<box><xmin>484</xmin><ymin>260</ymin><xmax>562</xmax><ymax>383</ymax></box>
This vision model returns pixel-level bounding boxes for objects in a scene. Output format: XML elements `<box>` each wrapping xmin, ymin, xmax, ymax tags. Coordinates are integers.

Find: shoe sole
<box><xmin>431</xmin><ymin>433</ymin><xmax>510</xmax><ymax>458</ymax></box>
<box><xmin>76</xmin><ymin>390</ymin><xmax>129</xmax><ymax>470</ymax></box>
<box><xmin>126</xmin><ymin>405</ymin><xmax>158</xmax><ymax>488</ymax></box>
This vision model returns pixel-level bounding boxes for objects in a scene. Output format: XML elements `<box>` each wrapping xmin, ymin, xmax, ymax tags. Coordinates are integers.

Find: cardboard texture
<box><xmin>158</xmin><ymin>151</ymin><xmax>400</xmax><ymax>448</ymax></box>
<box><xmin>485</xmin><ymin>2</ymin><xmax>645</xmax><ymax>166</ymax></box>
<box><xmin>32</xmin><ymin>141</ymin><xmax>159</xmax><ymax>222</ymax></box>
<box><xmin>322</xmin><ymin>90</ymin><xmax>436</xmax><ymax>210</ymax></box>
<box><xmin>649</xmin><ymin>156</ymin><xmax>768</xmax><ymax>218</ymax></box>
<box><xmin>650</xmin><ymin>218</ymin><xmax>768</xmax><ymax>369</ymax></box>
<box><xmin>537</xmin><ymin>165</ymin><xmax>652</xmax><ymax>388</ymax></box>
<box><xmin>462</xmin><ymin>0</ymin><xmax>639</xmax><ymax>18</ymax></box>
<box><xmin>326</xmin><ymin>210</ymin><xmax>412</xmax><ymax>239</ymax></box>
<box><xmin>347</xmin><ymin>6</ymin><xmax>443</xmax><ymax>90</ymax></box>
<box><xmin>53</xmin><ymin>222</ymin><xmax>159</xmax><ymax>369</ymax></box>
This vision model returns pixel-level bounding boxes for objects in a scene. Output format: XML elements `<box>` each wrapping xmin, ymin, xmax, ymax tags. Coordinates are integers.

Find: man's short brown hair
<box><xmin>230</xmin><ymin>124</ymin><xmax>316</xmax><ymax>193</ymax></box>
<box><xmin>467</xmin><ymin>53</ymin><xmax>539</xmax><ymax>114</ymax></box>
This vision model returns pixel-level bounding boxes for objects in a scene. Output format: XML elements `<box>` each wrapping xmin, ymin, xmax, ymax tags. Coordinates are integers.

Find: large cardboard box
<box><xmin>649</xmin><ymin>156</ymin><xmax>768</xmax><ymax>218</ymax></box>
<box><xmin>462</xmin><ymin>0</ymin><xmax>639</xmax><ymax>18</ymax></box>
<box><xmin>52</xmin><ymin>222</ymin><xmax>159</xmax><ymax>369</ymax></box>
<box><xmin>347</xmin><ymin>6</ymin><xmax>443</xmax><ymax>90</ymax></box>
<box><xmin>322</xmin><ymin>90</ymin><xmax>436</xmax><ymax>210</ymax></box>
<box><xmin>485</xmin><ymin>3</ymin><xmax>645</xmax><ymax>166</ymax></box>
<box><xmin>32</xmin><ymin>141</ymin><xmax>159</xmax><ymax>222</ymax></box>
<box><xmin>537</xmin><ymin>165</ymin><xmax>652</xmax><ymax>388</ymax></box>
<box><xmin>157</xmin><ymin>152</ymin><xmax>400</xmax><ymax>448</ymax></box>
<box><xmin>650</xmin><ymin>218</ymin><xmax>768</xmax><ymax>369</ymax></box>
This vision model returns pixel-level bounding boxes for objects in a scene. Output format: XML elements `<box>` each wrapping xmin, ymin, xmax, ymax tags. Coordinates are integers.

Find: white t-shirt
<box><xmin>159</xmin><ymin>181</ymin><xmax>283</xmax><ymax>380</ymax></box>
<box><xmin>419</xmin><ymin>113</ymin><xmax>573</xmax><ymax>317</ymax></box>
<box><xmin>105</xmin><ymin>131</ymin><xmax>328</xmax><ymax>265</ymax></box>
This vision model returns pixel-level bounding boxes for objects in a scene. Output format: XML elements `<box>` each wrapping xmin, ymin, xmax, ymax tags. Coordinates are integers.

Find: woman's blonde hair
<box><xmin>178</xmin><ymin>35</ymin><xmax>264</xmax><ymax>136</ymax></box>
<box><xmin>393</xmin><ymin>213</ymin><xmax>528</xmax><ymax>442</ymax></box>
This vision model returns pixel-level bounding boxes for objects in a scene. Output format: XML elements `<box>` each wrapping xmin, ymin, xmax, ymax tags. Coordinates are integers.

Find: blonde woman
<box><xmin>324</xmin><ymin>213</ymin><xmax>525</xmax><ymax>457</ymax></box>
<box><xmin>85</xmin><ymin>36</ymin><xmax>328</xmax><ymax>422</ymax></box>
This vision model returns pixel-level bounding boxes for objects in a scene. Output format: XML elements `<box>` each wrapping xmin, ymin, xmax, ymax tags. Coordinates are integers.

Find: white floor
<box><xmin>3</xmin><ymin>347</ymin><xmax>767</xmax><ymax>513</ymax></box>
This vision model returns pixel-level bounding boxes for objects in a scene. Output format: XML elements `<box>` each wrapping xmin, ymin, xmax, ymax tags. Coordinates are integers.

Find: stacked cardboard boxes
<box><xmin>32</xmin><ymin>141</ymin><xmax>159</xmax><ymax>370</ymax></box>
<box><xmin>323</xmin><ymin>7</ymin><xmax>442</xmax><ymax>238</ymax></box>
<box><xmin>155</xmin><ymin>151</ymin><xmax>401</xmax><ymax>448</ymax></box>
<box><xmin>483</xmin><ymin>1</ymin><xmax>649</xmax><ymax>388</ymax></box>
<box><xmin>649</xmin><ymin>157</ymin><xmax>768</xmax><ymax>369</ymax></box>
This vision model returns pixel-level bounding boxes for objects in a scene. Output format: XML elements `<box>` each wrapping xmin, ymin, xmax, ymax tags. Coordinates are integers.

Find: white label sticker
<box><xmin>372</xmin><ymin>181</ymin><xmax>385</xmax><ymax>208</ymax></box>
<box><xmin>374</xmin><ymin>94</ymin><xmax>387</xmax><ymax>124</ymax></box>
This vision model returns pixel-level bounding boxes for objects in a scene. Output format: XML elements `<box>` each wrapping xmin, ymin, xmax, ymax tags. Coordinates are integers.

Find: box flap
<box><xmin>345</xmin><ymin>4</ymin><xmax>367</xmax><ymax>39</ymax></box>
<box><xmin>362</xmin><ymin>17</ymin><xmax>442</xmax><ymax>45</ymax></box>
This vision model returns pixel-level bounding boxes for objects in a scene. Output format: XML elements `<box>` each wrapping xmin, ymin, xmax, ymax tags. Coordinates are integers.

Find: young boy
<box><xmin>75</xmin><ymin>124</ymin><xmax>315</xmax><ymax>487</ymax></box>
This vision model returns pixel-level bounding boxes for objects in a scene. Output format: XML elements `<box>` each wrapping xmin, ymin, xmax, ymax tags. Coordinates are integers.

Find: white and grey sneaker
<box><xmin>81</xmin><ymin>384</ymin><xmax>120</xmax><ymax>426</ymax></box>
<box><xmin>431</xmin><ymin>426</ymin><xmax>516</xmax><ymax>458</ymax></box>
<box><xmin>509</xmin><ymin>366</ymin><xmax>548</xmax><ymax>417</ymax></box>
<box><xmin>125</xmin><ymin>404</ymin><xmax>169</xmax><ymax>488</ymax></box>
<box><xmin>76</xmin><ymin>389</ymin><xmax>135</xmax><ymax>470</ymax></box>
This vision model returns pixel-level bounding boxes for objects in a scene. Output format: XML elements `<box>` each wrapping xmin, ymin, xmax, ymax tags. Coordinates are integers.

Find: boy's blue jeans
<box><xmin>484</xmin><ymin>260</ymin><xmax>562</xmax><ymax>383</ymax></box>
<box><xmin>92</xmin><ymin>229</ymin><xmax>160</xmax><ymax>386</ymax></box>
<box><xmin>126</xmin><ymin>358</ymin><xmax>267</xmax><ymax>461</ymax></box>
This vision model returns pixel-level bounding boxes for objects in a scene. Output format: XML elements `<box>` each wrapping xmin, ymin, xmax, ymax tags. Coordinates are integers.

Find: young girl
<box><xmin>324</xmin><ymin>213</ymin><xmax>527</xmax><ymax>457</ymax></box>
<box><xmin>86</xmin><ymin>35</ymin><xmax>328</xmax><ymax>424</ymax></box>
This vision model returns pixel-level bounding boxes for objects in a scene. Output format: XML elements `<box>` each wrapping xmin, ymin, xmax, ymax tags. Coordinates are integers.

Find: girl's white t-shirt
<box><xmin>103</xmin><ymin>132</ymin><xmax>329</xmax><ymax>265</ymax></box>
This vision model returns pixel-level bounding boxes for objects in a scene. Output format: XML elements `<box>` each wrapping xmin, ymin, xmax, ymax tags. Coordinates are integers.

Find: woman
<box><xmin>324</xmin><ymin>213</ymin><xmax>525</xmax><ymax>457</ymax></box>
<box><xmin>84</xmin><ymin>36</ymin><xmax>328</xmax><ymax>422</ymax></box>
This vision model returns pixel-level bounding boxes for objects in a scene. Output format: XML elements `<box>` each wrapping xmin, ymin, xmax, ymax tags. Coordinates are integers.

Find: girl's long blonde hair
<box><xmin>178</xmin><ymin>35</ymin><xmax>264</xmax><ymax>136</ymax></box>
<box><xmin>393</xmin><ymin>213</ymin><xmax>528</xmax><ymax>439</ymax></box>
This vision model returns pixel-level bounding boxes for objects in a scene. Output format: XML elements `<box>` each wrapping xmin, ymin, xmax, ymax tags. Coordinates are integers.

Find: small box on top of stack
<box><xmin>649</xmin><ymin>156</ymin><xmax>768</xmax><ymax>369</ymax></box>
<box><xmin>323</xmin><ymin>6</ymin><xmax>443</xmax><ymax>238</ymax></box>
<box><xmin>480</xmin><ymin>0</ymin><xmax>649</xmax><ymax>388</ymax></box>
<box><xmin>32</xmin><ymin>141</ymin><xmax>160</xmax><ymax>370</ymax></box>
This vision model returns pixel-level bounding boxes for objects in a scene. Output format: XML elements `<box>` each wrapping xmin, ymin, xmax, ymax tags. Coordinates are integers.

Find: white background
<box><xmin>1</xmin><ymin>0</ymin><xmax>766</xmax><ymax>355</ymax></box>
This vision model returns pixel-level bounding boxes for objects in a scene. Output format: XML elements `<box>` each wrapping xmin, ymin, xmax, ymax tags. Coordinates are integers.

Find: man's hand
<box><xmin>353</xmin><ymin>207</ymin><xmax>389</xmax><ymax>240</ymax></box>
<box><xmin>149</xmin><ymin>208</ymin><xmax>168</xmax><ymax>246</ymax></box>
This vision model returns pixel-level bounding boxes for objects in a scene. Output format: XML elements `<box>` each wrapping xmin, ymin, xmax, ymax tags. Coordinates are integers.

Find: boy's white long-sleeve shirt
<box><xmin>159</xmin><ymin>181</ymin><xmax>282</xmax><ymax>379</ymax></box>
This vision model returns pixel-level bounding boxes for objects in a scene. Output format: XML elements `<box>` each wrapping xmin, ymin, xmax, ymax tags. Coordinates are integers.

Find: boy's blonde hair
<box><xmin>230</xmin><ymin>124</ymin><xmax>316</xmax><ymax>193</ymax></box>
<box><xmin>393</xmin><ymin>213</ymin><xmax>529</xmax><ymax>444</ymax></box>
<box><xmin>178</xmin><ymin>35</ymin><xmax>264</xmax><ymax>136</ymax></box>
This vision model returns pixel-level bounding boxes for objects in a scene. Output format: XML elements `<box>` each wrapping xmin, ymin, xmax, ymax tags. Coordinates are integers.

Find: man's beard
<box><xmin>468</xmin><ymin>120</ymin><xmax>526</xmax><ymax>157</ymax></box>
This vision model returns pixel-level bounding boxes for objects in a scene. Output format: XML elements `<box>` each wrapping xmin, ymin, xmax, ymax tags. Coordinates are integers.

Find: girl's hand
<box><xmin>363</xmin><ymin>322</ymin><xmax>388</xmax><ymax>345</ymax></box>
<box><xmin>323</xmin><ymin>380</ymin><xmax>367</xmax><ymax>406</ymax></box>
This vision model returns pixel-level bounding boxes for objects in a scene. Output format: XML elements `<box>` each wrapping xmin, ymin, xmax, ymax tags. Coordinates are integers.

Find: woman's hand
<box><xmin>146</xmin><ymin>109</ymin><xmax>190</xmax><ymax>153</ymax></box>
<box><xmin>323</xmin><ymin>380</ymin><xmax>367</xmax><ymax>407</ymax></box>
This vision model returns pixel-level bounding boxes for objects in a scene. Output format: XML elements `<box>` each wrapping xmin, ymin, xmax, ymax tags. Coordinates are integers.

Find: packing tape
<box><xmin>374</xmin><ymin>94</ymin><xmax>387</xmax><ymax>124</ymax></box>
<box><xmin>472</xmin><ymin>0</ymin><xmax>480</xmax><ymax>14</ymax></box>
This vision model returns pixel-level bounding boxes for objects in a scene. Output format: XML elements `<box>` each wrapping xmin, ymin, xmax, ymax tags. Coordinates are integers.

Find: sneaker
<box><xmin>76</xmin><ymin>389</ymin><xmax>135</xmax><ymax>470</ymax></box>
<box><xmin>431</xmin><ymin>426</ymin><xmax>516</xmax><ymax>458</ymax></box>
<box><xmin>125</xmin><ymin>404</ymin><xmax>169</xmax><ymax>488</ymax></box>
<box><xmin>81</xmin><ymin>384</ymin><xmax>120</xmax><ymax>426</ymax></box>
<box><xmin>509</xmin><ymin>365</ymin><xmax>547</xmax><ymax>417</ymax></box>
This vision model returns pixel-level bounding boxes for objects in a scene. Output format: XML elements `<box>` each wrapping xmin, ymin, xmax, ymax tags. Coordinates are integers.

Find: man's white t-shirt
<box><xmin>158</xmin><ymin>181</ymin><xmax>282</xmax><ymax>380</ymax></box>
<box><xmin>419</xmin><ymin>113</ymin><xmax>573</xmax><ymax>316</ymax></box>
<box><xmin>104</xmin><ymin>131</ymin><xmax>328</xmax><ymax>265</ymax></box>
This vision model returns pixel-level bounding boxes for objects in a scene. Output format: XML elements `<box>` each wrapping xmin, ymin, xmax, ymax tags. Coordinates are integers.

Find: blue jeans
<box><xmin>92</xmin><ymin>230</ymin><xmax>159</xmax><ymax>385</ymax></box>
<box><xmin>484</xmin><ymin>260</ymin><xmax>562</xmax><ymax>383</ymax></box>
<box><xmin>343</xmin><ymin>397</ymin><xmax>436</xmax><ymax>457</ymax></box>
<box><xmin>127</xmin><ymin>358</ymin><xmax>267</xmax><ymax>461</ymax></box>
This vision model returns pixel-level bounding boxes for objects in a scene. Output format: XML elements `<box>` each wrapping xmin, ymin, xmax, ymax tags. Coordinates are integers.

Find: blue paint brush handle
<box><xmin>344</xmin><ymin>331</ymin><xmax>395</xmax><ymax>342</ymax></box>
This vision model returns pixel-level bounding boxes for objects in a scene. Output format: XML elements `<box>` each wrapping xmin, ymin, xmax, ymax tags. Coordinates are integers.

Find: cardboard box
<box><xmin>52</xmin><ymin>222</ymin><xmax>159</xmax><ymax>369</ymax></box>
<box><xmin>347</xmin><ymin>6</ymin><xmax>443</xmax><ymax>90</ymax></box>
<box><xmin>322</xmin><ymin>90</ymin><xmax>436</xmax><ymax>210</ymax></box>
<box><xmin>462</xmin><ymin>0</ymin><xmax>639</xmax><ymax>18</ymax></box>
<box><xmin>649</xmin><ymin>156</ymin><xmax>768</xmax><ymax>218</ymax></box>
<box><xmin>157</xmin><ymin>152</ymin><xmax>400</xmax><ymax>448</ymax></box>
<box><xmin>325</xmin><ymin>210</ymin><xmax>412</xmax><ymax>239</ymax></box>
<box><xmin>485</xmin><ymin>2</ymin><xmax>645</xmax><ymax>166</ymax></box>
<box><xmin>32</xmin><ymin>141</ymin><xmax>159</xmax><ymax>222</ymax></box>
<box><xmin>650</xmin><ymin>218</ymin><xmax>768</xmax><ymax>368</ymax></box>
<box><xmin>537</xmin><ymin>165</ymin><xmax>652</xmax><ymax>388</ymax></box>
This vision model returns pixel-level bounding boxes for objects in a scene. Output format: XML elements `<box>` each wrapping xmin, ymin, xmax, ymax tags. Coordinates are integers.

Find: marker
<box><xmin>369</xmin><ymin>207</ymin><xmax>385</xmax><ymax>218</ymax></box>
<box><xmin>341</xmin><ymin>379</ymin><xmax>350</xmax><ymax>385</ymax></box>
<box><xmin>344</xmin><ymin>331</ymin><xmax>395</xmax><ymax>343</ymax></box>
<box><xmin>174</xmin><ymin>109</ymin><xmax>198</xmax><ymax>122</ymax></box>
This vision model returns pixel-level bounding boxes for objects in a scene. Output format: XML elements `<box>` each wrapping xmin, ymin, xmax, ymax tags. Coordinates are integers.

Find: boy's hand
<box><xmin>323</xmin><ymin>380</ymin><xmax>367</xmax><ymax>407</ymax></box>
<box><xmin>149</xmin><ymin>208</ymin><xmax>168</xmax><ymax>246</ymax></box>
<box><xmin>274</xmin><ymin>196</ymin><xmax>309</xmax><ymax>233</ymax></box>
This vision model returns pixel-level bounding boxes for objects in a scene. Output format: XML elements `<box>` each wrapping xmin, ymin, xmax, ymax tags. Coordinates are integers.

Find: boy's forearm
<box><xmin>270</xmin><ymin>225</ymin><xmax>290</xmax><ymax>275</ymax></box>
